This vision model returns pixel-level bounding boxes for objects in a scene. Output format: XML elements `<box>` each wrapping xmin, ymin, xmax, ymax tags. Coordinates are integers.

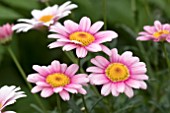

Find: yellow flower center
<box><xmin>105</xmin><ymin>63</ymin><xmax>129</xmax><ymax>82</ymax></box>
<box><xmin>0</xmin><ymin>103</ymin><xmax>2</xmax><ymax>108</ymax></box>
<box><xmin>46</xmin><ymin>73</ymin><xmax>70</xmax><ymax>87</ymax></box>
<box><xmin>39</xmin><ymin>15</ymin><xmax>54</xmax><ymax>23</ymax></box>
<box><xmin>69</xmin><ymin>32</ymin><xmax>95</xmax><ymax>46</ymax></box>
<box><xmin>153</xmin><ymin>30</ymin><xmax>169</xmax><ymax>38</ymax></box>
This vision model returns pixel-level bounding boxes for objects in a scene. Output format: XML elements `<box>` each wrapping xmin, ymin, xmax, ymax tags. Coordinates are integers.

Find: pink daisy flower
<box><xmin>0</xmin><ymin>85</ymin><xmax>26</xmax><ymax>113</ymax></box>
<box><xmin>48</xmin><ymin>16</ymin><xmax>118</xmax><ymax>58</ymax></box>
<box><xmin>27</xmin><ymin>60</ymin><xmax>89</xmax><ymax>101</ymax></box>
<box><xmin>86</xmin><ymin>48</ymin><xmax>148</xmax><ymax>98</ymax></box>
<box><xmin>0</xmin><ymin>23</ymin><xmax>13</xmax><ymax>45</ymax></box>
<box><xmin>137</xmin><ymin>20</ymin><xmax>170</xmax><ymax>42</ymax></box>
<box><xmin>12</xmin><ymin>1</ymin><xmax>77</xmax><ymax>33</ymax></box>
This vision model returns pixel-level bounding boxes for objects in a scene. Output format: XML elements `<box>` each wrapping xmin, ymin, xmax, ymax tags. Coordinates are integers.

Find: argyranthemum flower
<box><xmin>0</xmin><ymin>23</ymin><xmax>13</xmax><ymax>45</ymax></box>
<box><xmin>87</xmin><ymin>48</ymin><xmax>148</xmax><ymax>98</ymax></box>
<box><xmin>12</xmin><ymin>1</ymin><xmax>77</xmax><ymax>33</ymax></box>
<box><xmin>27</xmin><ymin>60</ymin><xmax>89</xmax><ymax>101</ymax></box>
<box><xmin>0</xmin><ymin>85</ymin><xmax>26</xmax><ymax>113</ymax></box>
<box><xmin>137</xmin><ymin>20</ymin><xmax>170</xmax><ymax>42</ymax></box>
<box><xmin>48</xmin><ymin>16</ymin><xmax>118</xmax><ymax>58</ymax></box>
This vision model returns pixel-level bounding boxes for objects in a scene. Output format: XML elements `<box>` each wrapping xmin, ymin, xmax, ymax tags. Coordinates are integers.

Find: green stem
<box><xmin>7</xmin><ymin>46</ymin><xmax>47</xmax><ymax>113</ymax></box>
<box><xmin>56</xmin><ymin>94</ymin><xmax>62</xmax><ymax>113</ymax></box>
<box><xmin>45</xmin><ymin>1</ymin><xmax>50</xmax><ymax>7</ymax></box>
<box><xmin>81</xmin><ymin>95</ymin><xmax>89</xmax><ymax>113</ymax></box>
<box><xmin>161</xmin><ymin>42</ymin><xmax>170</xmax><ymax>72</ymax></box>
<box><xmin>89</xmin><ymin>96</ymin><xmax>104</xmax><ymax>112</ymax></box>
<box><xmin>7</xmin><ymin>46</ymin><xmax>32</xmax><ymax>89</ymax></box>
<box><xmin>103</xmin><ymin>0</ymin><xmax>107</xmax><ymax>30</ymax></box>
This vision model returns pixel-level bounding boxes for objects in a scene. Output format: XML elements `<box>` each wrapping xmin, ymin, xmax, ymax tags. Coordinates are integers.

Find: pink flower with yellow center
<box><xmin>48</xmin><ymin>16</ymin><xmax>118</xmax><ymax>58</ymax></box>
<box><xmin>0</xmin><ymin>86</ymin><xmax>26</xmax><ymax>113</ymax></box>
<box><xmin>137</xmin><ymin>20</ymin><xmax>170</xmax><ymax>42</ymax></box>
<box><xmin>0</xmin><ymin>23</ymin><xmax>13</xmax><ymax>45</ymax></box>
<box><xmin>12</xmin><ymin>1</ymin><xmax>77</xmax><ymax>33</ymax></box>
<box><xmin>86</xmin><ymin>48</ymin><xmax>148</xmax><ymax>98</ymax></box>
<box><xmin>27</xmin><ymin>60</ymin><xmax>89</xmax><ymax>101</ymax></box>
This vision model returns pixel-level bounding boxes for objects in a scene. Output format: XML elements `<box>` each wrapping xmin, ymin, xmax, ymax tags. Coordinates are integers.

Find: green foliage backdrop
<box><xmin>0</xmin><ymin>0</ymin><xmax>170</xmax><ymax>113</ymax></box>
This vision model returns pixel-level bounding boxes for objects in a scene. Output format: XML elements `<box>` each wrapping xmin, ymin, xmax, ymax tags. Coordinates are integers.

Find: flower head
<box><xmin>0</xmin><ymin>23</ymin><xmax>13</xmax><ymax>45</ymax></box>
<box><xmin>0</xmin><ymin>85</ymin><xmax>26</xmax><ymax>113</ymax></box>
<box><xmin>27</xmin><ymin>60</ymin><xmax>89</xmax><ymax>101</ymax></box>
<box><xmin>12</xmin><ymin>1</ymin><xmax>77</xmax><ymax>33</ymax></box>
<box><xmin>137</xmin><ymin>20</ymin><xmax>170</xmax><ymax>42</ymax></box>
<box><xmin>87</xmin><ymin>48</ymin><xmax>148</xmax><ymax>98</ymax></box>
<box><xmin>48</xmin><ymin>16</ymin><xmax>118</xmax><ymax>58</ymax></box>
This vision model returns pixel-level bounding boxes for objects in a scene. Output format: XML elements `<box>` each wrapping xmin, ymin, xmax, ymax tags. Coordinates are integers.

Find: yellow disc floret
<box><xmin>46</xmin><ymin>73</ymin><xmax>70</xmax><ymax>87</ymax></box>
<box><xmin>105</xmin><ymin>63</ymin><xmax>129</xmax><ymax>82</ymax></box>
<box><xmin>153</xmin><ymin>30</ymin><xmax>169</xmax><ymax>38</ymax></box>
<box><xmin>39</xmin><ymin>15</ymin><xmax>54</xmax><ymax>23</ymax></box>
<box><xmin>69</xmin><ymin>32</ymin><xmax>95</xmax><ymax>46</ymax></box>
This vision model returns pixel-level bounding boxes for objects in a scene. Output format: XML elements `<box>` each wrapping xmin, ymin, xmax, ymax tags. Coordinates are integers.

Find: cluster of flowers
<box><xmin>4</xmin><ymin>0</ymin><xmax>170</xmax><ymax>112</ymax></box>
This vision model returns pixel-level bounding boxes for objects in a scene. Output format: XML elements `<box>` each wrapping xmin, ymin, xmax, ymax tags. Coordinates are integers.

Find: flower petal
<box><xmin>89</xmin><ymin>21</ymin><xmax>104</xmax><ymax>34</ymax></box>
<box><xmin>101</xmin><ymin>83</ymin><xmax>111</xmax><ymax>96</ymax></box>
<box><xmin>59</xmin><ymin>90</ymin><xmax>70</xmax><ymax>101</ymax></box>
<box><xmin>79</xmin><ymin>17</ymin><xmax>91</xmax><ymax>32</ymax></box>
<box><xmin>76</xmin><ymin>47</ymin><xmax>88</xmax><ymax>58</ymax></box>
<box><xmin>40</xmin><ymin>88</ymin><xmax>53</xmax><ymax>98</ymax></box>
<box><xmin>65</xmin><ymin>64</ymin><xmax>79</xmax><ymax>77</ymax></box>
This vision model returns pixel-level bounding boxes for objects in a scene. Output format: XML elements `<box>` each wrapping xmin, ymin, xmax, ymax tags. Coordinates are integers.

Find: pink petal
<box><xmin>101</xmin><ymin>83</ymin><xmax>111</xmax><ymax>96</ymax></box>
<box><xmin>32</xmin><ymin>65</ymin><xmax>48</xmax><ymax>76</ymax></box>
<box><xmin>111</xmin><ymin>84</ymin><xmax>119</xmax><ymax>96</ymax></box>
<box><xmin>95</xmin><ymin>31</ymin><xmax>118</xmax><ymax>43</ymax></box>
<box><xmin>94</xmin><ymin>56</ymin><xmax>110</xmax><ymax>67</ymax></box>
<box><xmin>139</xmin><ymin>81</ymin><xmax>147</xmax><ymax>89</ymax></box>
<box><xmin>163</xmin><ymin>24</ymin><xmax>170</xmax><ymax>30</ymax></box>
<box><xmin>136</xmin><ymin>36</ymin><xmax>151</xmax><ymax>41</ymax></box>
<box><xmin>85</xmin><ymin>43</ymin><xmax>102</xmax><ymax>52</ymax></box>
<box><xmin>27</xmin><ymin>74</ymin><xmax>45</xmax><ymax>83</ymax></box>
<box><xmin>120</xmin><ymin>51</ymin><xmax>133</xmax><ymax>64</ymax></box>
<box><xmin>53</xmin><ymin>87</ymin><xmax>63</xmax><ymax>93</ymax></box>
<box><xmin>48</xmin><ymin>34</ymin><xmax>67</xmax><ymax>39</ymax></box>
<box><xmin>124</xmin><ymin>85</ymin><xmax>134</xmax><ymax>98</ymax></box>
<box><xmin>78</xmin><ymin>17</ymin><xmax>91</xmax><ymax>32</ymax></box>
<box><xmin>40</xmin><ymin>88</ymin><xmax>53</xmax><ymax>98</ymax></box>
<box><xmin>116</xmin><ymin>82</ymin><xmax>125</xmax><ymax>93</ymax></box>
<box><xmin>143</xmin><ymin>26</ymin><xmax>155</xmax><ymax>34</ymax></box>
<box><xmin>60</xmin><ymin>64</ymin><xmax>67</xmax><ymax>73</ymax></box>
<box><xmin>130</xmin><ymin>62</ymin><xmax>146</xmax><ymax>68</ymax></box>
<box><xmin>89</xmin><ymin>21</ymin><xmax>104</xmax><ymax>34</ymax></box>
<box><xmin>125</xmin><ymin>79</ymin><xmax>141</xmax><ymax>89</ymax></box>
<box><xmin>91</xmin><ymin>58</ymin><xmax>105</xmax><ymax>69</ymax></box>
<box><xmin>50</xmin><ymin>23</ymin><xmax>69</xmax><ymax>36</ymax></box>
<box><xmin>71</xmin><ymin>74</ymin><xmax>89</xmax><ymax>84</ymax></box>
<box><xmin>101</xmin><ymin>45</ymin><xmax>112</xmax><ymax>56</ymax></box>
<box><xmin>64</xmin><ymin>20</ymin><xmax>78</xmax><ymax>33</ymax></box>
<box><xmin>51</xmin><ymin>60</ymin><xmax>61</xmax><ymax>72</ymax></box>
<box><xmin>36</xmin><ymin>82</ymin><xmax>50</xmax><ymax>87</ymax></box>
<box><xmin>131</xmin><ymin>67</ymin><xmax>147</xmax><ymax>75</ymax></box>
<box><xmin>65</xmin><ymin>64</ymin><xmax>79</xmax><ymax>77</ymax></box>
<box><xmin>130</xmin><ymin>74</ymin><xmax>149</xmax><ymax>80</ymax></box>
<box><xmin>48</xmin><ymin>41</ymin><xmax>66</xmax><ymax>49</ymax></box>
<box><xmin>31</xmin><ymin>86</ymin><xmax>43</xmax><ymax>93</ymax></box>
<box><xmin>63</xmin><ymin>44</ymin><xmax>78</xmax><ymax>51</ymax></box>
<box><xmin>59</xmin><ymin>90</ymin><xmax>70</xmax><ymax>101</ymax></box>
<box><xmin>88</xmin><ymin>74</ymin><xmax>109</xmax><ymax>85</ymax></box>
<box><xmin>126</xmin><ymin>57</ymin><xmax>139</xmax><ymax>67</ymax></box>
<box><xmin>78</xmin><ymin>88</ymin><xmax>87</xmax><ymax>95</ymax></box>
<box><xmin>86</xmin><ymin>66</ymin><xmax>104</xmax><ymax>73</ymax></box>
<box><xmin>154</xmin><ymin>20</ymin><xmax>162</xmax><ymax>31</ymax></box>
<box><xmin>64</xmin><ymin>87</ymin><xmax>77</xmax><ymax>94</ymax></box>
<box><xmin>76</xmin><ymin>47</ymin><xmax>88</xmax><ymax>58</ymax></box>
<box><xmin>66</xmin><ymin>84</ymin><xmax>82</xmax><ymax>89</ymax></box>
<box><xmin>110</xmin><ymin>48</ymin><xmax>120</xmax><ymax>62</ymax></box>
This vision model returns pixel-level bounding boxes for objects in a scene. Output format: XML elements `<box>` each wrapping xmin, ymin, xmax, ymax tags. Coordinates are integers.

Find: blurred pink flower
<box><xmin>0</xmin><ymin>23</ymin><xmax>13</xmax><ymax>44</ymax></box>
<box><xmin>12</xmin><ymin>1</ymin><xmax>77</xmax><ymax>33</ymax></box>
<box><xmin>27</xmin><ymin>60</ymin><xmax>89</xmax><ymax>101</ymax></box>
<box><xmin>87</xmin><ymin>48</ymin><xmax>148</xmax><ymax>98</ymax></box>
<box><xmin>0</xmin><ymin>86</ymin><xmax>26</xmax><ymax>113</ymax></box>
<box><xmin>137</xmin><ymin>20</ymin><xmax>170</xmax><ymax>42</ymax></box>
<box><xmin>48</xmin><ymin>16</ymin><xmax>118</xmax><ymax>58</ymax></box>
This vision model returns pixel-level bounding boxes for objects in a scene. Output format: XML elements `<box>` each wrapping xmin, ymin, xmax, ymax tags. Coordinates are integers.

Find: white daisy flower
<box><xmin>12</xmin><ymin>1</ymin><xmax>77</xmax><ymax>33</ymax></box>
<box><xmin>0</xmin><ymin>85</ymin><xmax>26</xmax><ymax>113</ymax></box>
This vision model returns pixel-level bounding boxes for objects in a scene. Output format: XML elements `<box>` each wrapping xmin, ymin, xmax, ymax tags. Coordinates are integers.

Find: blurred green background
<box><xmin>0</xmin><ymin>0</ymin><xmax>170</xmax><ymax>113</ymax></box>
